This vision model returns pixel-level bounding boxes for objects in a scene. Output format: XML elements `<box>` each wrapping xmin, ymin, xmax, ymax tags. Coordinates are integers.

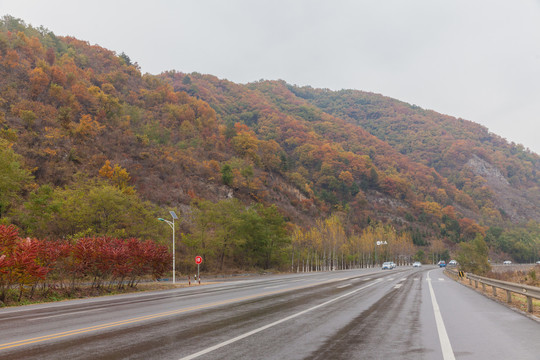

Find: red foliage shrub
<box><xmin>0</xmin><ymin>224</ymin><xmax>171</xmax><ymax>303</ymax></box>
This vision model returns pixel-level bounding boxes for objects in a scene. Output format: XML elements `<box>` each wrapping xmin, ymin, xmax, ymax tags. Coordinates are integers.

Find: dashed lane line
<box><xmin>178</xmin><ymin>279</ymin><xmax>383</xmax><ymax>360</ymax></box>
<box><xmin>0</xmin><ymin>274</ymin><xmax>365</xmax><ymax>351</ymax></box>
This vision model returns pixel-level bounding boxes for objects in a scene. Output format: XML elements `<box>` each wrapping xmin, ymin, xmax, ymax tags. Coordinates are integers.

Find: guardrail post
<box><xmin>527</xmin><ymin>296</ymin><xmax>533</xmax><ymax>313</ymax></box>
<box><xmin>458</xmin><ymin>272</ymin><xmax>539</xmax><ymax>311</ymax></box>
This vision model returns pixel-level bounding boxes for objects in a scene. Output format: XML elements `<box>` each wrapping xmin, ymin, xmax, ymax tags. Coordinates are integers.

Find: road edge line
<box><xmin>427</xmin><ymin>269</ymin><xmax>456</xmax><ymax>360</ymax></box>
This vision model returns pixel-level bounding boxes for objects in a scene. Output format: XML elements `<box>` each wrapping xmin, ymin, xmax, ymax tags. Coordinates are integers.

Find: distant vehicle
<box><xmin>413</xmin><ymin>262</ymin><xmax>422</xmax><ymax>267</ymax></box>
<box><xmin>438</xmin><ymin>260</ymin><xmax>446</xmax><ymax>267</ymax></box>
<box><xmin>448</xmin><ymin>260</ymin><xmax>457</xmax><ymax>266</ymax></box>
<box><xmin>382</xmin><ymin>262</ymin><xmax>393</xmax><ymax>270</ymax></box>
<box><xmin>503</xmin><ymin>260</ymin><xmax>512</xmax><ymax>265</ymax></box>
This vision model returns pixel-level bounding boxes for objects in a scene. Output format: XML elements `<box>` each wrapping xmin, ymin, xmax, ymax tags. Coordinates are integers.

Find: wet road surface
<box><xmin>1</xmin><ymin>267</ymin><xmax>539</xmax><ymax>359</ymax></box>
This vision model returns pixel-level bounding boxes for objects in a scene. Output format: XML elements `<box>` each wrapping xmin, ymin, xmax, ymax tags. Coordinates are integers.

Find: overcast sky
<box><xmin>3</xmin><ymin>0</ymin><xmax>540</xmax><ymax>154</ymax></box>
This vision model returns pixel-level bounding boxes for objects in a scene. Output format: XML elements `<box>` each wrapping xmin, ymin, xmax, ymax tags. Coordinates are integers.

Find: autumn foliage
<box><xmin>0</xmin><ymin>225</ymin><xmax>170</xmax><ymax>305</ymax></box>
<box><xmin>0</xmin><ymin>15</ymin><xmax>539</xmax><ymax>280</ymax></box>
<box><xmin>290</xmin><ymin>215</ymin><xmax>415</xmax><ymax>271</ymax></box>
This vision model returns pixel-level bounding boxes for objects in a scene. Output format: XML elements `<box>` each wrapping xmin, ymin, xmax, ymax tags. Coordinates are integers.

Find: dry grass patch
<box><xmin>486</xmin><ymin>264</ymin><xmax>540</xmax><ymax>287</ymax></box>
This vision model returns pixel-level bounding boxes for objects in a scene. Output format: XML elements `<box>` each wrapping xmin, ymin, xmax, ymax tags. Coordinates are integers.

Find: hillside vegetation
<box><xmin>1</xmin><ymin>16</ymin><xmax>539</xmax><ymax>284</ymax></box>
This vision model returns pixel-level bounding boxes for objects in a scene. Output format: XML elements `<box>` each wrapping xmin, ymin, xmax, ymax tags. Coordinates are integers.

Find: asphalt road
<box><xmin>1</xmin><ymin>267</ymin><xmax>539</xmax><ymax>359</ymax></box>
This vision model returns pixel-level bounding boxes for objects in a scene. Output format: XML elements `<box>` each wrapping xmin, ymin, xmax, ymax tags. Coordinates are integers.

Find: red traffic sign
<box><xmin>195</xmin><ymin>256</ymin><xmax>203</xmax><ymax>264</ymax></box>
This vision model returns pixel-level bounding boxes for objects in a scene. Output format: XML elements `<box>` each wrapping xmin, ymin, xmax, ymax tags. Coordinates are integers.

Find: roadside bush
<box><xmin>456</xmin><ymin>235</ymin><xmax>491</xmax><ymax>275</ymax></box>
<box><xmin>0</xmin><ymin>224</ymin><xmax>171</xmax><ymax>306</ymax></box>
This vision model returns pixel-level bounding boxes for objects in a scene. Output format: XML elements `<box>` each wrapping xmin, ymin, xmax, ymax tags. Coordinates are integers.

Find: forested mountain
<box><xmin>1</xmin><ymin>16</ymin><xmax>539</xmax><ymax>271</ymax></box>
<box><xmin>290</xmin><ymin>86</ymin><xmax>540</xmax><ymax>223</ymax></box>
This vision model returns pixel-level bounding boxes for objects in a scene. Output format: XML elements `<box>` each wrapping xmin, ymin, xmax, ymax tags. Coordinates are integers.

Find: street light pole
<box><xmin>158</xmin><ymin>211</ymin><xmax>179</xmax><ymax>284</ymax></box>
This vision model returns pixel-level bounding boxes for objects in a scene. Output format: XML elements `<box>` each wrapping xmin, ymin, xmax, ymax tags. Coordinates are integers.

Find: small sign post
<box><xmin>195</xmin><ymin>256</ymin><xmax>202</xmax><ymax>284</ymax></box>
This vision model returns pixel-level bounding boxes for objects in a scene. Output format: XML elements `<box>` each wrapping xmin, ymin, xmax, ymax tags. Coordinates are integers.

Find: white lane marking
<box><xmin>178</xmin><ymin>279</ymin><xmax>383</xmax><ymax>360</ymax></box>
<box><xmin>28</xmin><ymin>308</ymin><xmax>102</xmax><ymax>321</ymax></box>
<box><xmin>427</xmin><ymin>270</ymin><xmax>456</xmax><ymax>360</ymax></box>
<box><xmin>263</xmin><ymin>285</ymin><xmax>282</xmax><ymax>289</ymax></box>
<box><xmin>337</xmin><ymin>284</ymin><xmax>351</xmax><ymax>289</ymax></box>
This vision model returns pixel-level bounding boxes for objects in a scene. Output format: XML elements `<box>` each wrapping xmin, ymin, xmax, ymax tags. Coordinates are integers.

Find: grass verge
<box><xmin>0</xmin><ymin>280</ymin><xmax>210</xmax><ymax>308</ymax></box>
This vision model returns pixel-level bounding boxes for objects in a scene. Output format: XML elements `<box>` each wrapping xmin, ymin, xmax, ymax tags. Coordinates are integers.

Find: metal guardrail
<box><xmin>445</xmin><ymin>267</ymin><xmax>540</xmax><ymax>313</ymax></box>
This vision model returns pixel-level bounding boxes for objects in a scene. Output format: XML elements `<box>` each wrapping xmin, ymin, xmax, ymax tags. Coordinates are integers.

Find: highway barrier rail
<box><xmin>445</xmin><ymin>268</ymin><xmax>540</xmax><ymax>313</ymax></box>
